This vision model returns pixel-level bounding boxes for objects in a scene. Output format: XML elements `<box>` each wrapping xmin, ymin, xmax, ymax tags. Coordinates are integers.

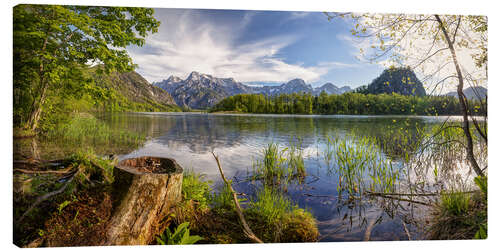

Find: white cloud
<box><xmin>128</xmin><ymin>10</ymin><xmax>354</xmax><ymax>83</ymax></box>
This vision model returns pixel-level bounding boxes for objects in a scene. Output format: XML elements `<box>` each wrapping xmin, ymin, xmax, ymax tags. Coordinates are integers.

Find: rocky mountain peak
<box><xmin>166</xmin><ymin>75</ymin><xmax>182</xmax><ymax>83</ymax></box>
<box><xmin>186</xmin><ymin>71</ymin><xmax>201</xmax><ymax>81</ymax></box>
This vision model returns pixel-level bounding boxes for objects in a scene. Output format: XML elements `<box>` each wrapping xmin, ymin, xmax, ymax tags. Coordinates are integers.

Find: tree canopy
<box><xmin>14</xmin><ymin>4</ymin><xmax>160</xmax><ymax>130</ymax></box>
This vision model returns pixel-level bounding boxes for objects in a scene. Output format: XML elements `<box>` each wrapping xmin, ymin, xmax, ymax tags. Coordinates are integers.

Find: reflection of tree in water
<box><xmin>149</xmin><ymin>114</ymin><xmax>321</xmax><ymax>154</ymax></box>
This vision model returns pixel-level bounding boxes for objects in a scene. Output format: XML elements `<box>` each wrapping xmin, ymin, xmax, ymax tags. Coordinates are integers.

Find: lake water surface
<box><xmin>100</xmin><ymin>112</ymin><xmax>466</xmax><ymax>242</ymax></box>
<box><xmin>16</xmin><ymin>112</ymin><xmax>469</xmax><ymax>242</ymax></box>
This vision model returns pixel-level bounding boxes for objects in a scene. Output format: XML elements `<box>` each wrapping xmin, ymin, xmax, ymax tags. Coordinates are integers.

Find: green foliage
<box><xmin>247</xmin><ymin>187</ymin><xmax>297</xmax><ymax>226</ymax></box>
<box><xmin>57</xmin><ymin>200</ymin><xmax>73</xmax><ymax>214</ymax></box>
<box><xmin>182</xmin><ymin>171</ymin><xmax>213</xmax><ymax>210</ymax></box>
<box><xmin>331</xmin><ymin>134</ymin><xmax>399</xmax><ymax>196</ymax></box>
<box><xmin>44</xmin><ymin>113</ymin><xmax>146</xmax><ymax>152</ymax></box>
<box><xmin>475</xmin><ymin>223</ymin><xmax>487</xmax><ymax>239</ymax></box>
<box><xmin>14</xmin><ymin>4</ymin><xmax>160</xmax><ymax>129</ymax></box>
<box><xmin>440</xmin><ymin>191</ymin><xmax>471</xmax><ymax>216</ymax></box>
<box><xmin>210</xmin><ymin>182</ymin><xmax>237</xmax><ymax>210</ymax></box>
<box><xmin>211</xmin><ymin>92</ymin><xmax>485</xmax><ymax>116</ymax></box>
<box><xmin>156</xmin><ymin>222</ymin><xmax>203</xmax><ymax>245</ymax></box>
<box><xmin>474</xmin><ymin>176</ymin><xmax>487</xmax><ymax>197</ymax></box>
<box><xmin>252</xmin><ymin>142</ymin><xmax>306</xmax><ymax>186</ymax></box>
<box><xmin>67</xmin><ymin>150</ymin><xmax>116</xmax><ymax>188</ymax></box>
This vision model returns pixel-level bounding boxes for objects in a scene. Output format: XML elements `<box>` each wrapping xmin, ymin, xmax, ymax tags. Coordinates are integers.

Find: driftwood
<box><xmin>212</xmin><ymin>152</ymin><xmax>263</xmax><ymax>243</ymax></box>
<box><xmin>104</xmin><ymin>156</ymin><xmax>183</xmax><ymax>246</ymax></box>
<box><xmin>17</xmin><ymin>169</ymin><xmax>79</xmax><ymax>223</ymax></box>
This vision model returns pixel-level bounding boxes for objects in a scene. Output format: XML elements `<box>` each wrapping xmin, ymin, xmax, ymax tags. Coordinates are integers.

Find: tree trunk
<box><xmin>25</xmin><ymin>77</ymin><xmax>48</xmax><ymax>132</ymax></box>
<box><xmin>105</xmin><ymin>156</ymin><xmax>183</xmax><ymax>246</ymax></box>
<box><xmin>435</xmin><ymin>15</ymin><xmax>484</xmax><ymax>177</ymax></box>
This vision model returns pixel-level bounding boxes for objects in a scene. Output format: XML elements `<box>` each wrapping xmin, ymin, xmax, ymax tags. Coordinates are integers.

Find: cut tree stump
<box><xmin>105</xmin><ymin>156</ymin><xmax>183</xmax><ymax>246</ymax></box>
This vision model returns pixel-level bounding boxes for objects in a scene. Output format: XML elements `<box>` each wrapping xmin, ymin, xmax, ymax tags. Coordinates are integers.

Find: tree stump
<box><xmin>105</xmin><ymin>156</ymin><xmax>183</xmax><ymax>246</ymax></box>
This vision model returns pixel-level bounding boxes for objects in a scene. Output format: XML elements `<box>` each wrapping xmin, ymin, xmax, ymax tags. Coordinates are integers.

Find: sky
<box><xmin>127</xmin><ymin>9</ymin><xmax>385</xmax><ymax>89</ymax></box>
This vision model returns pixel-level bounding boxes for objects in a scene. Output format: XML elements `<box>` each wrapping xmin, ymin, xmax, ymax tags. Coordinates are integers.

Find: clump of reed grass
<box><xmin>252</xmin><ymin>141</ymin><xmax>307</xmax><ymax>187</ymax></box>
<box><xmin>331</xmin><ymin>134</ymin><xmax>399</xmax><ymax>197</ymax></box>
<box><xmin>245</xmin><ymin>186</ymin><xmax>318</xmax><ymax>242</ymax></box>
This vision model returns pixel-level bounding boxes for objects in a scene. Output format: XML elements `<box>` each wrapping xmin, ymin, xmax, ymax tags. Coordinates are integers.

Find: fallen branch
<box><xmin>365</xmin><ymin>190</ymin><xmax>477</xmax><ymax>197</ymax></box>
<box><xmin>368</xmin><ymin>193</ymin><xmax>431</xmax><ymax>206</ymax></box>
<box><xmin>212</xmin><ymin>151</ymin><xmax>263</xmax><ymax>244</ymax></box>
<box><xmin>17</xmin><ymin>169</ymin><xmax>79</xmax><ymax>224</ymax></box>
<box><xmin>303</xmin><ymin>193</ymin><xmax>334</xmax><ymax>198</ymax></box>
<box><xmin>14</xmin><ymin>167</ymin><xmax>74</xmax><ymax>175</ymax></box>
<box><xmin>402</xmin><ymin>220</ymin><xmax>411</xmax><ymax>240</ymax></box>
<box><xmin>364</xmin><ymin>211</ymin><xmax>383</xmax><ymax>241</ymax></box>
<box><xmin>365</xmin><ymin>191</ymin><xmax>440</xmax><ymax>197</ymax></box>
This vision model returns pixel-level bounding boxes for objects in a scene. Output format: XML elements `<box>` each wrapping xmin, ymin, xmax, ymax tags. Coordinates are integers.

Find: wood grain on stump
<box><xmin>105</xmin><ymin>156</ymin><xmax>183</xmax><ymax>246</ymax></box>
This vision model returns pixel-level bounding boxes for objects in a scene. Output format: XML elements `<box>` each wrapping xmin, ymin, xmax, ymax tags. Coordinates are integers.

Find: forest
<box><xmin>210</xmin><ymin>91</ymin><xmax>486</xmax><ymax>116</ymax></box>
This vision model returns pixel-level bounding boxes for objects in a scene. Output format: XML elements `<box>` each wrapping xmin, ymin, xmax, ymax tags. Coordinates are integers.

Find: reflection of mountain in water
<box><xmin>105</xmin><ymin>113</ymin><xmax>434</xmax><ymax>155</ymax></box>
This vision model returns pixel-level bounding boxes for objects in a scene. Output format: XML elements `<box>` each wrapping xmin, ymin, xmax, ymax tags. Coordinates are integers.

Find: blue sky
<box><xmin>127</xmin><ymin>8</ymin><xmax>385</xmax><ymax>88</ymax></box>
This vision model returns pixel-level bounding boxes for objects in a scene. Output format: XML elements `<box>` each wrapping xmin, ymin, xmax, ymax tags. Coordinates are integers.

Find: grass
<box><xmin>182</xmin><ymin>171</ymin><xmax>212</xmax><ymax>210</ymax></box>
<box><xmin>45</xmin><ymin>113</ymin><xmax>145</xmax><ymax>153</ymax></box>
<box><xmin>171</xmin><ymin>168</ymin><xmax>318</xmax><ymax>243</ymax></box>
<box><xmin>428</xmin><ymin>176</ymin><xmax>487</xmax><ymax>240</ymax></box>
<box><xmin>328</xmin><ymin>134</ymin><xmax>399</xmax><ymax>197</ymax></box>
<box><xmin>247</xmin><ymin>186</ymin><xmax>296</xmax><ymax>225</ymax></box>
<box><xmin>252</xmin><ymin>141</ymin><xmax>307</xmax><ymax>187</ymax></box>
<box><xmin>245</xmin><ymin>186</ymin><xmax>318</xmax><ymax>242</ymax></box>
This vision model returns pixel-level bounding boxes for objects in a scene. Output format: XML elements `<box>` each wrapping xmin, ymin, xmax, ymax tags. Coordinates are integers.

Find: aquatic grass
<box><xmin>440</xmin><ymin>191</ymin><xmax>471</xmax><ymax>216</ymax></box>
<box><xmin>329</xmin><ymin>133</ymin><xmax>400</xmax><ymax>197</ymax></box>
<box><xmin>247</xmin><ymin>186</ymin><xmax>296</xmax><ymax>226</ymax></box>
<box><xmin>323</xmin><ymin>135</ymin><xmax>335</xmax><ymax>167</ymax></box>
<box><xmin>210</xmin><ymin>182</ymin><xmax>237</xmax><ymax>210</ymax></box>
<box><xmin>251</xmin><ymin>141</ymin><xmax>307</xmax><ymax>187</ymax></box>
<box><xmin>287</xmin><ymin>138</ymin><xmax>306</xmax><ymax>179</ymax></box>
<box><xmin>45</xmin><ymin>114</ymin><xmax>146</xmax><ymax>153</ymax></box>
<box><xmin>244</xmin><ymin>186</ymin><xmax>318</xmax><ymax>242</ymax></box>
<box><xmin>252</xmin><ymin>143</ymin><xmax>288</xmax><ymax>186</ymax></box>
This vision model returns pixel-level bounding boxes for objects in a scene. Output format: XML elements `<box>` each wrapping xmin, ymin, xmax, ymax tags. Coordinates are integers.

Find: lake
<box><xmin>15</xmin><ymin>112</ymin><xmax>473</xmax><ymax>242</ymax></box>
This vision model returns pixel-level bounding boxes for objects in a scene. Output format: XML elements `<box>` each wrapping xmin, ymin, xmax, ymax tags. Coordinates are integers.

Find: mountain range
<box><xmin>153</xmin><ymin>72</ymin><xmax>352</xmax><ymax>109</ymax></box>
<box><xmin>445</xmin><ymin>86</ymin><xmax>487</xmax><ymax>100</ymax></box>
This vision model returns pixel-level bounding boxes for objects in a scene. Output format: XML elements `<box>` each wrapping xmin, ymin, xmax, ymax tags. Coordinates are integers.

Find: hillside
<box><xmin>89</xmin><ymin>67</ymin><xmax>180</xmax><ymax>112</ymax></box>
<box><xmin>364</xmin><ymin>67</ymin><xmax>426</xmax><ymax>96</ymax></box>
<box><xmin>445</xmin><ymin>86</ymin><xmax>487</xmax><ymax>100</ymax></box>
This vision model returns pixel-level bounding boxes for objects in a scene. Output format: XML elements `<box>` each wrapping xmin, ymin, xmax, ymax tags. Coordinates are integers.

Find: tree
<box><xmin>325</xmin><ymin>12</ymin><xmax>487</xmax><ymax>176</ymax></box>
<box><xmin>14</xmin><ymin>5</ymin><xmax>160</xmax><ymax>131</ymax></box>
